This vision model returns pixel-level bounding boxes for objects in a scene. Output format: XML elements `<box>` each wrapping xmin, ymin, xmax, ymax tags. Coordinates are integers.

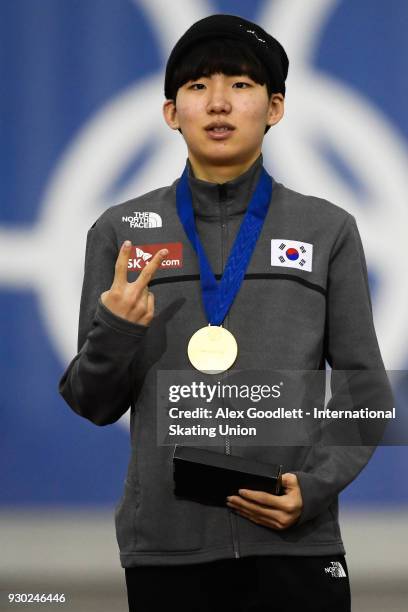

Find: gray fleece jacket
<box><xmin>59</xmin><ymin>152</ymin><xmax>386</xmax><ymax>567</ymax></box>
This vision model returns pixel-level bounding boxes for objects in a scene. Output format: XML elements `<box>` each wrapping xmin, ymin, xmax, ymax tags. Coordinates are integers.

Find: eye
<box><xmin>189</xmin><ymin>82</ymin><xmax>206</xmax><ymax>90</ymax></box>
<box><xmin>233</xmin><ymin>81</ymin><xmax>251</xmax><ymax>88</ymax></box>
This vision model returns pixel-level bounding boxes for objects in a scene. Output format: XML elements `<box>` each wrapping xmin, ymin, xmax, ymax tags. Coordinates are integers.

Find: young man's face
<box><xmin>163</xmin><ymin>72</ymin><xmax>284</xmax><ymax>169</ymax></box>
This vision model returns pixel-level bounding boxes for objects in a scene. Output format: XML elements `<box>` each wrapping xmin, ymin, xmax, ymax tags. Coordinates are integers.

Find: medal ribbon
<box><xmin>176</xmin><ymin>163</ymin><xmax>273</xmax><ymax>326</ymax></box>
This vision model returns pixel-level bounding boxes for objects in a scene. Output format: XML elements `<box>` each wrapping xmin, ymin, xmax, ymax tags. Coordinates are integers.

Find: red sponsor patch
<box><xmin>127</xmin><ymin>242</ymin><xmax>183</xmax><ymax>271</ymax></box>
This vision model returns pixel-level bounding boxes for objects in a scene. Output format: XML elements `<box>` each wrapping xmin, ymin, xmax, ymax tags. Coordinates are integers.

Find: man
<box><xmin>59</xmin><ymin>14</ymin><xmax>387</xmax><ymax>612</ymax></box>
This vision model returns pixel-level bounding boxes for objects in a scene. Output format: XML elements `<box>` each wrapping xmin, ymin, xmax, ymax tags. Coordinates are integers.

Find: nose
<box><xmin>206</xmin><ymin>83</ymin><xmax>232</xmax><ymax>114</ymax></box>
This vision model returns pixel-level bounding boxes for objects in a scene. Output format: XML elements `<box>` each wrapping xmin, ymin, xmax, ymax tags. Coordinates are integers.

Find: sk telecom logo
<box><xmin>128</xmin><ymin>243</ymin><xmax>183</xmax><ymax>271</ymax></box>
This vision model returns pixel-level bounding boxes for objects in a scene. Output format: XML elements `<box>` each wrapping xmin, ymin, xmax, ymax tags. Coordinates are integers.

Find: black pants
<box><xmin>125</xmin><ymin>554</ymin><xmax>351</xmax><ymax>612</ymax></box>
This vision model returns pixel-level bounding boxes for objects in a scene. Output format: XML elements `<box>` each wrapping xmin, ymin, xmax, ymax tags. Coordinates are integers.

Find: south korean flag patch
<box><xmin>271</xmin><ymin>239</ymin><xmax>313</xmax><ymax>272</ymax></box>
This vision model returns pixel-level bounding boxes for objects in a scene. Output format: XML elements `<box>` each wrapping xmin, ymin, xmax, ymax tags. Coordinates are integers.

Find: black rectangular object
<box><xmin>173</xmin><ymin>445</ymin><xmax>283</xmax><ymax>506</ymax></box>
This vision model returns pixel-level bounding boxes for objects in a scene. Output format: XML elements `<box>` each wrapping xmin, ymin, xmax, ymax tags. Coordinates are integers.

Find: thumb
<box><xmin>281</xmin><ymin>472</ymin><xmax>299</xmax><ymax>490</ymax></box>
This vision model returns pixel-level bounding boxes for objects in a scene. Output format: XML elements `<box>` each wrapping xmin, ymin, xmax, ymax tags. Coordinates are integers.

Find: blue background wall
<box><xmin>1</xmin><ymin>0</ymin><xmax>407</xmax><ymax>508</ymax></box>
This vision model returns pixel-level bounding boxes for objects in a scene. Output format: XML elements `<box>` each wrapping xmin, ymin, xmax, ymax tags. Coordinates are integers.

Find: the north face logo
<box><xmin>122</xmin><ymin>211</ymin><xmax>162</xmax><ymax>228</ymax></box>
<box><xmin>324</xmin><ymin>561</ymin><xmax>347</xmax><ymax>578</ymax></box>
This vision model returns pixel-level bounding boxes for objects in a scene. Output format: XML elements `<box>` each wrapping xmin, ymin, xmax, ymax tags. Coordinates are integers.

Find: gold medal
<box><xmin>187</xmin><ymin>325</ymin><xmax>238</xmax><ymax>374</ymax></box>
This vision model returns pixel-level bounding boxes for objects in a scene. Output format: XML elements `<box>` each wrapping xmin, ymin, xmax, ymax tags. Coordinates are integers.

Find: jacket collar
<box><xmin>186</xmin><ymin>153</ymin><xmax>265</xmax><ymax>218</ymax></box>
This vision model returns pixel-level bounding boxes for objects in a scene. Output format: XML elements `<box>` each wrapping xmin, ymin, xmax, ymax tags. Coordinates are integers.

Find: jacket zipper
<box><xmin>218</xmin><ymin>183</ymin><xmax>240</xmax><ymax>559</ymax></box>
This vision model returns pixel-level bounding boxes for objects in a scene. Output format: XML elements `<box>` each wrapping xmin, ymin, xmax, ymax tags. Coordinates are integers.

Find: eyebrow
<box><xmin>188</xmin><ymin>74</ymin><xmax>253</xmax><ymax>81</ymax></box>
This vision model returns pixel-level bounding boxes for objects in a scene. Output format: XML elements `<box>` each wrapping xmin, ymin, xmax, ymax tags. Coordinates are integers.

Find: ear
<box><xmin>163</xmin><ymin>99</ymin><xmax>180</xmax><ymax>130</ymax></box>
<box><xmin>266</xmin><ymin>93</ymin><xmax>284</xmax><ymax>128</ymax></box>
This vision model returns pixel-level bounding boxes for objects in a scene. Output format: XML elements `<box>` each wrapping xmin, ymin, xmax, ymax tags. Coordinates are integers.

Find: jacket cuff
<box><xmin>95</xmin><ymin>297</ymin><xmax>149</xmax><ymax>338</ymax></box>
<box><xmin>290</xmin><ymin>470</ymin><xmax>327</xmax><ymax>526</ymax></box>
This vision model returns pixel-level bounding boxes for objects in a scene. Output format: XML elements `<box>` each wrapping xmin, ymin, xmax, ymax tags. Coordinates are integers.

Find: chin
<box><xmin>203</xmin><ymin>151</ymin><xmax>242</xmax><ymax>166</ymax></box>
<box><xmin>204</xmin><ymin>145</ymin><xmax>256</xmax><ymax>163</ymax></box>
<box><xmin>202</xmin><ymin>142</ymin><xmax>242</xmax><ymax>156</ymax></box>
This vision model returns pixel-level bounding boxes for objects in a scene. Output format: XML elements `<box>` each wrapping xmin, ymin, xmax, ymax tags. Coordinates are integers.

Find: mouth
<box><xmin>205</xmin><ymin>122</ymin><xmax>235</xmax><ymax>132</ymax></box>
<box><xmin>204</xmin><ymin>123</ymin><xmax>236</xmax><ymax>140</ymax></box>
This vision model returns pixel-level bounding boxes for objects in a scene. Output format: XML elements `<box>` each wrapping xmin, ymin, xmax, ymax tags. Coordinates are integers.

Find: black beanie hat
<box><xmin>164</xmin><ymin>13</ymin><xmax>289</xmax><ymax>100</ymax></box>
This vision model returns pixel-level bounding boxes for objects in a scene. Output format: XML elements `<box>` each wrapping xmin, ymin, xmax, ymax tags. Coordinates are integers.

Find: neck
<box><xmin>188</xmin><ymin>151</ymin><xmax>262</xmax><ymax>184</ymax></box>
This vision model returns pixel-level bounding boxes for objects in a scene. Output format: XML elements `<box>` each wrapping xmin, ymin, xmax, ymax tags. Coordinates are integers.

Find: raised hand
<box><xmin>101</xmin><ymin>240</ymin><xmax>168</xmax><ymax>326</ymax></box>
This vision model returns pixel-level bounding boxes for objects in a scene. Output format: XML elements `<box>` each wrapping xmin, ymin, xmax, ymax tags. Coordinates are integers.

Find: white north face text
<box><xmin>324</xmin><ymin>561</ymin><xmax>347</xmax><ymax>577</ymax></box>
<box><xmin>122</xmin><ymin>211</ymin><xmax>162</xmax><ymax>228</ymax></box>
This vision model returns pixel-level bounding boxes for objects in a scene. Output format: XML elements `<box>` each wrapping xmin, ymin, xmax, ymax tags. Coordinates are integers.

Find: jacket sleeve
<box><xmin>58</xmin><ymin>218</ymin><xmax>148</xmax><ymax>426</ymax></box>
<box><xmin>292</xmin><ymin>214</ymin><xmax>391</xmax><ymax>525</ymax></box>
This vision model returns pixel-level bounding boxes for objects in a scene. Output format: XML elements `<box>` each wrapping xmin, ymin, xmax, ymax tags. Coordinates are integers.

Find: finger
<box><xmin>281</xmin><ymin>473</ymin><xmax>299</xmax><ymax>490</ymax></box>
<box><xmin>112</xmin><ymin>240</ymin><xmax>132</xmax><ymax>288</ymax></box>
<box><xmin>227</xmin><ymin>498</ymin><xmax>275</xmax><ymax>520</ymax></box>
<box><xmin>229</xmin><ymin>502</ymin><xmax>290</xmax><ymax>528</ymax></box>
<box><xmin>227</xmin><ymin>492</ymin><xmax>296</xmax><ymax>520</ymax></box>
<box><xmin>233</xmin><ymin>507</ymin><xmax>261</xmax><ymax>525</ymax></box>
<box><xmin>234</xmin><ymin>507</ymin><xmax>283</xmax><ymax>530</ymax></box>
<box><xmin>138</xmin><ymin>291</ymin><xmax>155</xmax><ymax>326</ymax></box>
<box><xmin>146</xmin><ymin>290</ymin><xmax>155</xmax><ymax>317</ymax></box>
<box><xmin>135</xmin><ymin>248</ymin><xmax>168</xmax><ymax>289</ymax></box>
<box><xmin>138</xmin><ymin>286</ymin><xmax>149</xmax><ymax>310</ymax></box>
<box><xmin>234</xmin><ymin>489</ymin><xmax>289</xmax><ymax>511</ymax></box>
